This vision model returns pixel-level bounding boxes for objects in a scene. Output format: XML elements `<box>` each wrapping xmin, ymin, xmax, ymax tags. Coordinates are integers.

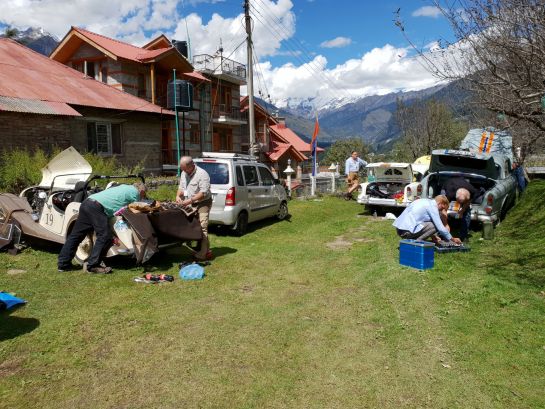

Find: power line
<box><xmin>250</xmin><ymin>0</ymin><xmax>356</xmax><ymax>103</ymax></box>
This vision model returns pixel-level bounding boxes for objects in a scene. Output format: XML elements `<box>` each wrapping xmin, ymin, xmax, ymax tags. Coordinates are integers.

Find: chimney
<box><xmin>274</xmin><ymin>112</ymin><xmax>286</xmax><ymax>128</ymax></box>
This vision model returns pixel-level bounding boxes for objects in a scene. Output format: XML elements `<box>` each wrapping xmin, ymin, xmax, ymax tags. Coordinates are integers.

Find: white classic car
<box><xmin>356</xmin><ymin>162</ymin><xmax>428</xmax><ymax>212</ymax></box>
<box><xmin>0</xmin><ymin>147</ymin><xmax>144</xmax><ymax>262</ymax></box>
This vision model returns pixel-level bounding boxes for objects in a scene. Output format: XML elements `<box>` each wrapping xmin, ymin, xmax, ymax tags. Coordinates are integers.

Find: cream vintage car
<box><xmin>356</xmin><ymin>162</ymin><xmax>429</xmax><ymax>212</ymax></box>
<box><xmin>0</xmin><ymin>147</ymin><xmax>142</xmax><ymax>262</ymax></box>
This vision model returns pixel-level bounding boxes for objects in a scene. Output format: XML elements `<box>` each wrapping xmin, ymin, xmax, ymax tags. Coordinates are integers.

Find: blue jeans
<box><xmin>459</xmin><ymin>208</ymin><xmax>471</xmax><ymax>240</ymax></box>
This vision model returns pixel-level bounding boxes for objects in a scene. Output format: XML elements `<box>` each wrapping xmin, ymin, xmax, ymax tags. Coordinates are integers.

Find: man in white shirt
<box><xmin>393</xmin><ymin>195</ymin><xmax>462</xmax><ymax>243</ymax></box>
<box><xmin>344</xmin><ymin>151</ymin><xmax>367</xmax><ymax>200</ymax></box>
<box><xmin>176</xmin><ymin>156</ymin><xmax>213</xmax><ymax>260</ymax></box>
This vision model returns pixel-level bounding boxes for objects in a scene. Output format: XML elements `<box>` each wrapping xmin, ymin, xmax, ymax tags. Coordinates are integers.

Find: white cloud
<box><xmin>258</xmin><ymin>44</ymin><xmax>442</xmax><ymax>106</ymax></box>
<box><xmin>320</xmin><ymin>36</ymin><xmax>352</xmax><ymax>48</ymax></box>
<box><xmin>412</xmin><ymin>6</ymin><xmax>442</xmax><ymax>18</ymax></box>
<box><xmin>1</xmin><ymin>0</ymin><xmax>442</xmax><ymax>106</ymax></box>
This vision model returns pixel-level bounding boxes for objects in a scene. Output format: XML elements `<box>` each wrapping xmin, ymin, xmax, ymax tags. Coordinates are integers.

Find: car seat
<box><xmin>72</xmin><ymin>181</ymin><xmax>87</xmax><ymax>203</ymax></box>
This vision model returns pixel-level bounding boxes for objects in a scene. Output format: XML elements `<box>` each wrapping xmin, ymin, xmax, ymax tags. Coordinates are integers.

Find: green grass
<box><xmin>1</xmin><ymin>182</ymin><xmax>544</xmax><ymax>408</ymax></box>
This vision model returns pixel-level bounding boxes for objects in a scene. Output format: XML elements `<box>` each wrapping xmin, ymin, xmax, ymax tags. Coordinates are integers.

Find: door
<box><xmin>242</xmin><ymin>165</ymin><xmax>266</xmax><ymax>221</ymax></box>
<box><xmin>257</xmin><ymin>166</ymin><xmax>278</xmax><ymax>216</ymax></box>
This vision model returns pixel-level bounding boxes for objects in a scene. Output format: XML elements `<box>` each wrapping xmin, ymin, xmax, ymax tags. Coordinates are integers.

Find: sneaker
<box><xmin>87</xmin><ymin>263</ymin><xmax>113</xmax><ymax>274</ymax></box>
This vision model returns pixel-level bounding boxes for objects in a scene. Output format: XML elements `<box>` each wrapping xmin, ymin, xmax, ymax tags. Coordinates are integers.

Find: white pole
<box><xmin>310</xmin><ymin>175</ymin><xmax>316</xmax><ymax>196</ymax></box>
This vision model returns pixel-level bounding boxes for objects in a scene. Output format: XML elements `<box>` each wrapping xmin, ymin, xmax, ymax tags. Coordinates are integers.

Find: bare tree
<box><xmin>393</xmin><ymin>98</ymin><xmax>467</xmax><ymax>161</ymax></box>
<box><xmin>396</xmin><ymin>0</ymin><xmax>545</xmax><ymax>161</ymax></box>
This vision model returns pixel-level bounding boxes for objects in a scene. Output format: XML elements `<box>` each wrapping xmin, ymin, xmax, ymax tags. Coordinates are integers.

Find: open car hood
<box><xmin>429</xmin><ymin>149</ymin><xmax>498</xmax><ymax>179</ymax></box>
<box><xmin>366</xmin><ymin>162</ymin><xmax>413</xmax><ymax>183</ymax></box>
<box><xmin>39</xmin><ymin>147</ymin><xmax>92</xmax><ymax>190</ymax></box>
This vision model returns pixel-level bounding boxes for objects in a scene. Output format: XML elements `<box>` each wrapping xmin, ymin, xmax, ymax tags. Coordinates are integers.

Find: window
<box><xmin>243</xmin><ymin>165</ymin><xmax>259</xmax><ymax>186</ymax></box>
<box><xmin>258</xmin><ymin>166</ymin><xmax>274</xmax><ymax>186</ymax></box>
<box><xmin>189</xmin><ymin>123</ymin><xmax>200</xmax><ymax>144</ymax></box>
<box><xmin>197</xmin><ymin>162</ymin><xmax>229</xmax><ymax>185</ymax></box>
<box><xmin>86</xmin><ymin>61</ymin><xmax>96</xmax><ymax>79</ymax></box>
<box><xmin>236</xmin><ymin>166</ymin><xmax>245</xmax><ymax>186</ymax></box>
<box><xmin>101</xmin><ymin>66</ymin><xmax>108</xmax><ymax>84</ymax></box>
<box><xmin>87</xmin><ymin>122</ymin><xmax>122</xmax><ymax>155</ymax></box>
<box><xmin>138</xmin><ymin>74</ymin><xmax>146</xmax><ymax>98</ymax></box>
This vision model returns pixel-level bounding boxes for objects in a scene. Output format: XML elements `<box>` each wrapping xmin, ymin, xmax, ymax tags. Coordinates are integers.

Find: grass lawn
<box><xmin>1</xmin><ymin>182</ymin><xmax>544</xmax><ymax>408</ymax></box>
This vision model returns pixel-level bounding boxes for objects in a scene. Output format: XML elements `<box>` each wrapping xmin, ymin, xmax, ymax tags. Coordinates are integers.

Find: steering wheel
<box><xmin>59</xmin><ymin>190</ymin><xmax>75</xmax><ymax>208</ymax></box>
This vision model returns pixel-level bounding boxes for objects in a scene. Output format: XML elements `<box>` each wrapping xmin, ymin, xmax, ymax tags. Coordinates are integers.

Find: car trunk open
<box><xmin>365</xmin><ymin>163</ymin><xmax>412</xmax><ymax>199</ymax></box>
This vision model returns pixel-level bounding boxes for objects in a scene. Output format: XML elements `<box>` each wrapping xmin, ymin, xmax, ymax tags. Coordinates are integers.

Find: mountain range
<box><xmin>1</xmin><ymin>26</ymin><xmax>59</xmax><ymax>56</ymax></box>
<box><xmin>2</xmin><ymin>26</ymin><xmax>468</xmax><ymax>153</ymax></box>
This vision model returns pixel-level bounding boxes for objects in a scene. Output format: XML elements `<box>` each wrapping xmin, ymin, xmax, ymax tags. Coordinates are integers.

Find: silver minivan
<box><xmin>194</xmin><ymin>152</ymin><xmax>289</xmax><ymax>235</ymax></box>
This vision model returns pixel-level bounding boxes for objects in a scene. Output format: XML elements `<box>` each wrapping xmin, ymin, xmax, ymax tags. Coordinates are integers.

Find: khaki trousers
<box><xmin>194</xmin><ymin>202</ymin><xmax>210</xmax><ymax>259</ymax></box>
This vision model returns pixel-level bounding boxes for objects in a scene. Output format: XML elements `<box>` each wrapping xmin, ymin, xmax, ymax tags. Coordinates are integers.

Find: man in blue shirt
<box><xmin>58</xmin><ymin>182</ymin><xmax>146</xmax><ymax>274</ymax></box>
<box><xmin>393</xmin><ymin>196</ymin><xmax>462</xmax><ymax>243</ymax></box>
<box><xmin>344</xmin><ymin>151</ymin><xmax>367</xmax><ymax>200</ymax></box>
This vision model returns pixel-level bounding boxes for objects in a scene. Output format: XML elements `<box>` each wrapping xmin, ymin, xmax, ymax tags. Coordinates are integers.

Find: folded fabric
<box><xmin>0</xmin><ymin>292</ymin><xmax>27</xmax><ymax>310</ymax></box>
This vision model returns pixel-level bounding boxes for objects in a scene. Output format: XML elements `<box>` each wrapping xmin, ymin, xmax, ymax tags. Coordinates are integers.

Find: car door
<box><xmin>257</xmin><ymin>166</ymin><xmax>279</xmax><ymax>217</ymax></box>
<box><xmin>242</xmin><ymin>164</ymin><xmax>264</xmax><ymax>221</ymax></box>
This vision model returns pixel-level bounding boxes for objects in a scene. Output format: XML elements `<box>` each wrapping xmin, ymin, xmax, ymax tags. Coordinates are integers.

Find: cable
<box><xmin>250</xmin><ymin>0</ymin><xmax>356</xmax><ymax>102</ymax></box>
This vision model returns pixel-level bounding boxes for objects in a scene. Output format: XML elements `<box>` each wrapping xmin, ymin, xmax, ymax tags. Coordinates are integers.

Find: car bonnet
<box><xmin>39</xmin><ymin>147</ymin><xmax>92</xmax><ymax>190</ymax></box>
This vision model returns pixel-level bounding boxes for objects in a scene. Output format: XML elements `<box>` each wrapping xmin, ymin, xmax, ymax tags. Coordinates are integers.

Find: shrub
<box><xmin>0</xmin><ymin>149</ymin><xmax>50</xmax><ymax>193</ymax></box>
<box><xmin>0</xmin><ymin>148</ymin><xmax>145</xmax><ymax>193</ymax></box>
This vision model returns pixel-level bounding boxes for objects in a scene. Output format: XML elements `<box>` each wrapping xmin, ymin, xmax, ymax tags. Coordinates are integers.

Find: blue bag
<box><xmin>179</xmin><ymin>263</ymin><xmax>205</xmax><ymax>280</ymax></box>
<box><xmin>0</xmin><ymin>292</ymin><xmax>27</xmax><ymax>310</ymax></box>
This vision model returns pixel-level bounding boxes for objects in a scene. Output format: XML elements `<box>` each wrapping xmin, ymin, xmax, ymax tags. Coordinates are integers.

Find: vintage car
<box><xmin>0</xmin><ymin>147</ymin><xmax>158</xmax><ymax>263</ymax></box>
<box><xmin>405</xmin><ymin>129</ymin><xmax>518</xmax><ymax>225</ymax></box>
<box><xmin>356</xmin><ymin>162</ymin><xmax>429</xmax><ymax>211</ymax></box>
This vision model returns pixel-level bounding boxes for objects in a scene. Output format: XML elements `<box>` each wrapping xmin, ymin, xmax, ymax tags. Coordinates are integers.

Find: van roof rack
<box><xmin>201</xmin><ymin>152</ymin><xmax>257</xmax><ymax>161</ymax></box>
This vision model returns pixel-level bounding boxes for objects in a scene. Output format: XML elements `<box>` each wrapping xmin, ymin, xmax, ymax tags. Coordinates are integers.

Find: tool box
<box><xmin>399</xmin><ymin>239</ymin><xmax>435</xmax><ymax>269</ymax></box>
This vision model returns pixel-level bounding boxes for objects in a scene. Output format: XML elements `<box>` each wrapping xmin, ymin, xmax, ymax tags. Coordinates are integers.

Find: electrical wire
<box><xmin>250</xmin><ymin>0</ymin><xmax>356</xmax><ymax>103</ymax></box>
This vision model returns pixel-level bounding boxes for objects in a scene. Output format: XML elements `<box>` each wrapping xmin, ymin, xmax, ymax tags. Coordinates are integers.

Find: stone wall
<box><xmin>0</xmin><ymin>112</ymin><xmax>72</xmax><ymax>154</ymax></box>
<box><xmin>0</xmin><ymin>109</ymin><xmax>166</xmax><ymax>173</ymax></box>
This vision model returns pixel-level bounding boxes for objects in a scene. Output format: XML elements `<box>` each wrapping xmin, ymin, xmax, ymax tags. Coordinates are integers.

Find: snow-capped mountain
<box><xmin>267</xmin><ymin>81</ymin><xmax>469</xmax><ymax>152</ymax></box>
<box><xmin>1</xmin><ymin>26</ymin><xmax>59</xmax><ymax>56</ymax></box>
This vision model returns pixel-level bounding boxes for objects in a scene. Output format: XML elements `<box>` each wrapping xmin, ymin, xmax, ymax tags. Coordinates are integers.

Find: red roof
<box><xmin>73</xmin><ymin>27</ymin><xmax>174</xmax><ymax>63</ymax></box>
<box><xmin>270</xmin><ymin>124</ymin><xmax>324</xmax><ymax>154</ymax></box>
<box><xmin>265</xmin><ymin>142</ymin><xmax>308</xmax><ymax>162</ymax></box>
<box><xmin>0</xmin><ymin>38</ymin><xmax>172</xmax><ymax>116</ymax></box>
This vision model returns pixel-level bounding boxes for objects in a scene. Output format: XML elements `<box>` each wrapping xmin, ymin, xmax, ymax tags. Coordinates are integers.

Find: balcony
<box><xmin>193</xmin><ymin>54</ymin><xmax>247</xmax><ymax>85</ymax></box>
<box><xmin>212</xmin><ymin>104</ymin><xmax>247</xmax><ymax>125</ymax></box>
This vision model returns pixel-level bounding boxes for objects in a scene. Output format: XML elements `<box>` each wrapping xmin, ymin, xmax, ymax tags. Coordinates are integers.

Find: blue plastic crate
<box><xmin>399</xmin><ymin>239</ymin><xmax>435</xmax><ymax>269</ymax></box>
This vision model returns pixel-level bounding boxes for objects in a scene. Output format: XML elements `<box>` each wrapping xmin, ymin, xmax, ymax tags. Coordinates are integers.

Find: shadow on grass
<box><xmin>484</xmin><ymin>252</ymin><xmax>545</xmax><ymax>288</ymax></box>
<box><xmin>0</xmin><ymin>310</ymin><xmax>40</xmax><ymax>341</ymax></box>
<box><xmin>209</xmin><ymin>215</ymin><xmax>292</xmax><ymax>237</ymax></box>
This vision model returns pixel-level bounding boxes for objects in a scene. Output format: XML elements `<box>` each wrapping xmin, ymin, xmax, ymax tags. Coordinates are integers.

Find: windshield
<box><xmin>197</xmin><ymin>162</ymin><xmax>230</xmax><ymax>185</ymax></box>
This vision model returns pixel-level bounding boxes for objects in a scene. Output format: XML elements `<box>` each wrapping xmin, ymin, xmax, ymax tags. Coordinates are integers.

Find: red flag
<box><xmin>310</xmin><ymin>112</ymin><xmax>320</xmax><ymax>150</ymax></box>
<box><xmin>310</xmin><ymin>112</ymin><xmax>319</xmax><ymax>177</ymax></box>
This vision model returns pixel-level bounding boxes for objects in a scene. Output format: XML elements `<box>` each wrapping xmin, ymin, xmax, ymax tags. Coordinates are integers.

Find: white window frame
<box><xmin>95</xmin><ymin>122</ymin><xmax>113</xmax><ymax>155</ymax></box>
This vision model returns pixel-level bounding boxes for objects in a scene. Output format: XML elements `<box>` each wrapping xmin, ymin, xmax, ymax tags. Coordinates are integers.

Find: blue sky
<box><xmin>1</xmin><ymin>0</ymin><xmax>456</xmax><ymax>105</ymax></box>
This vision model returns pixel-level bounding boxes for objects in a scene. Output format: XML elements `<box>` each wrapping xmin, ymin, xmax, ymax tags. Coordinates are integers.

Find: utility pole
<box><xmin>244</xmin><ymin>0</ymin><xmax>257</xmax><ymax>158</ymax></box>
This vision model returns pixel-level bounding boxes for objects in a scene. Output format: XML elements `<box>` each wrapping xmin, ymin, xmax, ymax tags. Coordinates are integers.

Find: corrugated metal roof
<box><xmin>0</xmin><ymin>38</ymin><xmax>173</xmax><ymax>116</ymax></box>
<box><xmin>0</xmin><ymin>96</ymin><xmax>81</xmax><ymax>116</ymax></box>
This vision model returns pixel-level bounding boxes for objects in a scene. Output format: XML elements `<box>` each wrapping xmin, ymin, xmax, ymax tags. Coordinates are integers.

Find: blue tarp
<box><xmin>0</xmin><ymin>292</ymin><xmax>27</xmax><ymax>310</ymax></box>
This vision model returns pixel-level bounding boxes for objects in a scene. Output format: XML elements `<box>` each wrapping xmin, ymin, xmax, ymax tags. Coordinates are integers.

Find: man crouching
<box><xmin>393</xmin><ymin>195</ymin><xmax>462</xmax><ymax>244</ymax></box>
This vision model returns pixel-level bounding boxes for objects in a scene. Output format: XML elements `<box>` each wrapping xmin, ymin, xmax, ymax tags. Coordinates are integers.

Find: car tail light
<box><xmin>485</xmin><ymin>206</ymin><xmax>492</xmax><ymax>215</ymax></box>
<box><xmin>487</xmin><ymin>193</ymin><xmax>494</xmax><ymax>205</ymax></box>
<box><xmin>416</xmin><ymin>184</ymin><xmax>422</xmax><ymax>195</ymax></box>
<box><xmin>406</xmin><ymin>186</ymin><xmax>412</xmax><ymax>197</ymax></box>
<box><xmin>225</xmin><ymin>187</ymin><xmax>235</xmax><ymax>206</ymax></box>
